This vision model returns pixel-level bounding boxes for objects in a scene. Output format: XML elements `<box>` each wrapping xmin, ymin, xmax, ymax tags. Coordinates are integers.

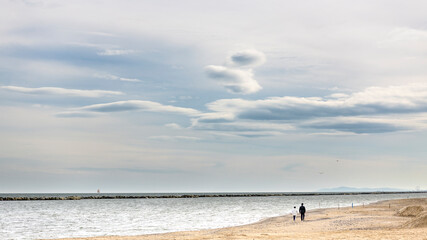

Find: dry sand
<box><xmin>52</xmin><ymin>198</ymin><xmax>427</xmax><ymax>240</ymax></box>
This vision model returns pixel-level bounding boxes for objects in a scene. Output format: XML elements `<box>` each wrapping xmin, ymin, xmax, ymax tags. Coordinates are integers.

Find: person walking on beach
<box><xmin>292</xmin><ymin>206</ymin><xmax>298</xmax><ymax>221</ymax></box>
<box><xmin>299</xmin><ymin>203</ymin><xmax>306</xmax><ymax>221</ymax></box>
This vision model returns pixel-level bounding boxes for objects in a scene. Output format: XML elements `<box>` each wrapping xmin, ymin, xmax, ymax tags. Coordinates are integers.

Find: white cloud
<box><xmin>327</xmin><ymin>93</ymin><xmax>350</xmax><ymax>99</ymax></box>
<box><xmin>79</xmin><ymin>100</ymin><xmax>201</xmax><ymax>116</ymax></box>
<box><xmin>380</xmin><ymin>27</ymin><xmax>427</xmax><ymax>52</ymax></box>
<box><xmin>165</xmin><ymin>123</ymin><xmax>183</xmax><ymax>129</ymax></box>
<box><xmin>205</xmin><ymin>65</ymin><xmax>262</xmax><ymax>94</ymax></box>
<box><xmin>95</xmin><ymin>74</ymin><xmax>142</xmax><ymax>83</ymax></box>
<box><xmin>97</xmin><ymin>49</ymin><xmax>135</xmax><ymax>56</ymax></box>
<box><xmin>190</xmin><ymin>83</ymin><xmax>427</xmax><ymax>135</ymax></box>
<box><xmin>66</xmin><ymin>42</ymin><xmax>118</xmax><ymax>49</ymax></box>
<box><xmin>193</xmin><ymin>121</ymin><xmax>294</xmax><ymax>133</ymax></box>
<box><xmin>227</xmin><ymin>49</ymin><xmax>266</xmax><ymax>67</ymax></box>
<box><xmin>193</xmin><ymin>112</ymin><xmax>236</xmax><ymax>123</ymax></box>
<box><xmin>0</xmin><ymin>60</ymin><xmax>92</xmax><ymax>80</ymax></box>
<box><xmin>119</xmin><ymin>77</ymin><xmax>141</xmax><ymax>83</ymax></box>
<box><xmin>301</xmin><ymin>117</ymin><xmax>409</xmax><ymax>134</ymax></box>
<box><xmin>149</xmin><ymin>136</ymin><xmax>201</xmax><ymax>141</ymax></box>
<box><xmin>1</xmin><ymin>86</ymin><xmax>123</xmax><ymax>98</ymax></box>
<box><xmin>206</xmin><ymin>83</ymin><xmax>427</xmax><ymax>120</ymax></box>
<box><xmin>55</xmin><ymin>111</ymin><xmax>99</xmax><ymax>118</ymax></box>
<box><xmin>205</xmin><ymin>49</ymin><xmax>265</xmax><ymax>94</ymax></box>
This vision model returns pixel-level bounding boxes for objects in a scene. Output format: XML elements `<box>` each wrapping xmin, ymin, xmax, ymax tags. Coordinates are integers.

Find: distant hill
<box><xmin>317</xmin><ymin>186</ymin><xmax>407</xmax><ymax>192</ymax></box>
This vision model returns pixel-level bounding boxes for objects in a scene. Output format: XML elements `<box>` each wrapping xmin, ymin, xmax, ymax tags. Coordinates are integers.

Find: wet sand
<box><xmin>52</xmin><ymin>198</ymin><xmax>427</xmax><ymax>240</ymax></box>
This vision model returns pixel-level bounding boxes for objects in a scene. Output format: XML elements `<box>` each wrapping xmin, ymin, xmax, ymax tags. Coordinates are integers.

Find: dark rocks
<box><xmin>0</xmin><ymin>191</ymin><xmax>425</xmax><ymax>201</ymax></box>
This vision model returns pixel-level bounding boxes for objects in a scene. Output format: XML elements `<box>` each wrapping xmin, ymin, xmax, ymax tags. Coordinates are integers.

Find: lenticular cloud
<box><xmin>205</xmin><ymin>49</ymin><xmax>265</xmax><ymax>94</ymax></box>
<box><xmin>228</xmin><ymin>49</ymin><xmax>266</xmax><ymax>67</ymax></box>
<box><xmin>205</xmin><ymin>65</ymin><xmax>262</xmax><ymax>94</ymax></box>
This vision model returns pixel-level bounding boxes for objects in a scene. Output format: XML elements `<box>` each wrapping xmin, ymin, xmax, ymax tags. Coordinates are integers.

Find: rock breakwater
<box><xmin>1</xmin><ymin>191</ymin><xmax>425</xmax><ymax>201</ymax></box>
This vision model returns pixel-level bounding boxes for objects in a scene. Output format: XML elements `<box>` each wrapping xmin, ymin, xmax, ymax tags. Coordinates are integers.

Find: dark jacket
<box><xmin>299</xmin><ymin>205</ymin><xmax>306</xmax><ymax>214</ymax></box>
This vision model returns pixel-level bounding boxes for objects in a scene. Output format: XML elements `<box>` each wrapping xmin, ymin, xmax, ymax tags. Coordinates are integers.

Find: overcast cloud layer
<box><xmin>0</xmin><ymin>0</ymin><xmax>426</xmax><ymax>193</ymax></box>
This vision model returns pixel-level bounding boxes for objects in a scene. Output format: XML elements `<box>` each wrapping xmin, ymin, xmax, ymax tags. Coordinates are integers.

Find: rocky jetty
<box><xmin>1</xmin><ymin>191</ymin><xmax>425</xmax><ymax>201</ymax></box>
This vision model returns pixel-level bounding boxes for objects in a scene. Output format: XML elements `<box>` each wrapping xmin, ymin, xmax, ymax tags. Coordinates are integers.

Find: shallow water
<box><xmin>1</xmin><ymin>192</ymin><xmax>426</xmax><ymax>240</ymax></box>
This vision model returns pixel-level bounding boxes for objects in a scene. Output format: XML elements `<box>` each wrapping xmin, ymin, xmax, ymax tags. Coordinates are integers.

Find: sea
<box><xmin>1</xmin><ymin>192</ymin><xmax>426</xmax><ymax>240</ymax></box>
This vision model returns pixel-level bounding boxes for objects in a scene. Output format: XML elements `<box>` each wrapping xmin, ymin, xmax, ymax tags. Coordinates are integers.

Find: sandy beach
<box><xmin>51</xmin><ymin>197</ymin><xmax>427</xmax><ymax>240</ymax></box>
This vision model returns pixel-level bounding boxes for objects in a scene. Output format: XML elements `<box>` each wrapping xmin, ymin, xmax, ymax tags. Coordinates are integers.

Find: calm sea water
<box><xmin>1</xmin><ymin>192</ymin><xmax>426</xmax><ymax>240</ymax></box>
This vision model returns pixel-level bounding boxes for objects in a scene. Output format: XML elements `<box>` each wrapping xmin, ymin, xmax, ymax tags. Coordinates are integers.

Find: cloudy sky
<box><xmin>1</xmin><ymin>0</ymin><xmax>426</xmax><ymax>193</ymax></box>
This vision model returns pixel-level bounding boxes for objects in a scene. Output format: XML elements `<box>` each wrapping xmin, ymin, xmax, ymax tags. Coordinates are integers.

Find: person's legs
<box><xmin>301</xmin><ymin>213</ymin><xmax>305</xmax><ymax>221</ymax></box>
<box><xmin>293</xmin><ymin>215</ymin><xmax>296</xmax><ymax>221</ymax></box>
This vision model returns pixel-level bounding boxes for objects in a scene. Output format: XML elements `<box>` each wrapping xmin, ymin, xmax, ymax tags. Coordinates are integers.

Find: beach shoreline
<box><xmin>49</xmin><ymin>197</ymin><xmax>427</xmax><ymax>240</ymax></box>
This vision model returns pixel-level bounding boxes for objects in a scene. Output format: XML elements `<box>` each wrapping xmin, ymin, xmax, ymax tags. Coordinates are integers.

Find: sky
<box><xmin>1</xmin><ymin>0</ymin><xmax>426</xmax><ymax>193</ymax></box>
